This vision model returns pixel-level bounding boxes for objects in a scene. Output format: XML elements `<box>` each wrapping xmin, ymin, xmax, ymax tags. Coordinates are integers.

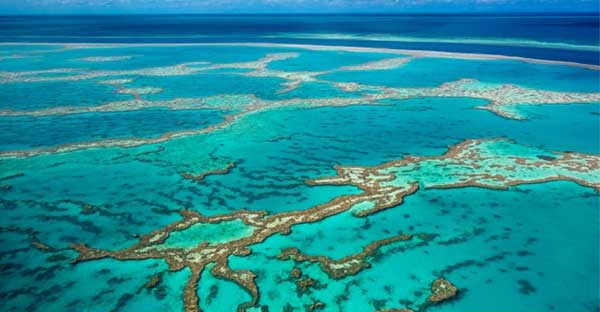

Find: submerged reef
<box><xmin>1</xmin><ymin>77</ymin><xmax>598</xmax><ymax>158</ymax></box>
<box><xmin>1</xmin><ymin>42</ymin><xmax>598</xmax><ymax>312</ymax></box>
<box><xmin>1</xmin><ymin>48</ymin><xmax>598</xmax><ymax>158</ymax></box>
<box><xmin>375</xmin><ymin>278</ymin><xmax>457</xmax><ymax>312</ymax></box>
<box><xmin>331</xmin><ymin>78</ymin><xmax>600</xmax><ymax>119</ymax></box>
<box><xmin>76</xmin><ymin>55</ymin><xmax>135</xmax><ymax>62</ymax></box>
<box><xmin>278</xmin><ymin>234</ymin><xmax>417</xmax><ymax>279</ymax></box>
<box><xmin>1</xmin><ymin>48</ymin><xmax>599</xmax><ymax>158</ymax></box>
<box><xmin>70</xmin><ymin>138</ymin><xmax>599</xmax><ymax>311</ymax></box>
<box><xmin>181</xmin><ymin>162</ymin><xmax>236</xmax><ymax>183</ymax></box>
<box><xmin>0</xmin><ymin>52</ymin><xmax>298</xmax><ymax>84</ymax></box>
<box><xmin>338</xmin><ymin>57</ymin><xmax>412</xmax><ymax>71</ymax></box>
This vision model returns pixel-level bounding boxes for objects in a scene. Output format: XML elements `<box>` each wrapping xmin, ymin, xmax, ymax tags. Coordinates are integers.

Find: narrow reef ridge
<box><xmin>70</xmin><ymin>138</ymin><xmax>599</xmax><ymax>311</ymax></box>
<box><xmin>3</xmin><ymin>42</ymin><xmax>598</xmax><ymax>69</ymax></box>
<box><xmin>181</xmin><ymin>162</ymin><xmax>236</xmax><ymax>183</ymax></box>
<box><xmin>76</xmin><ymin>55</ymin><xmax>135</xmax><ymax>62</ymax></box>
<box><xmin>278</xmin><ymin>234</ymin><xmax>416</xmax><ymax>279</ymax></box>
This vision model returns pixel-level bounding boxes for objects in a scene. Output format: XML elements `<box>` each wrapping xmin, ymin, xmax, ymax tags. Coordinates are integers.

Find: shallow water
<box><xmin>0</xmin><ymin>43</ymin><xmax>598</xmax><ymax>312</ymax></box>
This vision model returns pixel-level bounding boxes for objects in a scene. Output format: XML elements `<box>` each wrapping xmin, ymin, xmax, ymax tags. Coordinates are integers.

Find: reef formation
<box><xmin>69</xmin><ymin>138</ymin><xmax>599</xmax><ymax>311</ymax></box>
<box><xmin>1</xmin><ymin>43</ymin><xmax>599</xmax><ymax>311</ymax></box>
<box><xmin>1</xmin><ymin>48</ymin><xmax>599</xmax><ymax>158</ymax></box>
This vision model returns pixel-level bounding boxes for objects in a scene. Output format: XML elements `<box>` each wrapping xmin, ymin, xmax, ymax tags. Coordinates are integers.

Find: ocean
<box><xmin>0</xmin><ymin>14</ymin><xmax>599</xmax><ymax>63</ymax></box>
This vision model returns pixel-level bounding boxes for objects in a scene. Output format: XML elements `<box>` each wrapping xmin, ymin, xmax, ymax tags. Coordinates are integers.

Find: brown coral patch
<box><xmin>307</xmin><ymin>300</ymin><xmax>325</xmax><ymax>311</ymax></box>
<box><xmin>145</xmin><ymin>274</ymin><xmax>162</xmax><ymax>290</ymax></box>
<box><xmin>290</xmin><ymin>267</ymin><xmax>302</xmax><ymax>279</ymax></box>
<box><xmin>278</xmin><ymin>234</ymin><xmax>415</xmax><ymax>279</ymax></box>
<box><xmin>296</xmin><ymin>276</ymin><xmax>316</xmax><ymax>295</ymax></box>
<box><xmin>427</xmin><ymin>278</ymin><xmax>458</xmax><ymax>304</ymax></box>
<box><xmin>181</xmin><ymin>162</ymin><xmax>236</xmax><ymax>183</ymax></box>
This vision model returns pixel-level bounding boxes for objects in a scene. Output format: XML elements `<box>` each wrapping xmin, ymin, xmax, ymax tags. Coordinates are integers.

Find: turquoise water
<box><xmin>0</xmin><ymin>79</ymin><xmax>132</xmax><ymax>110</ymax></box>
<box><xmin>320</xmin><ymin>57</ymin><xmax>600</xmax><ymax>92</ymax></box>
<box><xmin>0</xmin><ymin>109</ymin><xmax>225</xmax><ymax>150</ymax></box>
<box><xmin>0</xmin><ymin>43</ymin><xmax>598</xmax><ymax>312</ymax></box>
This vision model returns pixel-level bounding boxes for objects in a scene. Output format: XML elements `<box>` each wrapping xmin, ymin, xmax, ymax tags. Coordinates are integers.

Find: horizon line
<box><xmin>1</xmin><ymin>12</ymin><xmax>599</xmax><ymax>16</ymax></box>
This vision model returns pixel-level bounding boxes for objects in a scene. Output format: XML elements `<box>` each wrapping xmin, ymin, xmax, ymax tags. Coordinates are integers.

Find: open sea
<box><xmin>0</xmin><ymin>14</ymin><xmax>598</xmax><ymax>312</ymax></box>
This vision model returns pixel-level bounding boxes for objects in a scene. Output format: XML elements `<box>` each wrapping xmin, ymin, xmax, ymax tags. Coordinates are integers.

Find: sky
<box><xmin>0</xmin><ymin>0</ymin><xmax>598</xmax><ymax>14</ymax></box>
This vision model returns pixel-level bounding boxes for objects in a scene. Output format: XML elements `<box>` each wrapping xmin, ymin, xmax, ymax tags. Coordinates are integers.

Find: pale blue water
<box><xmin>0</xmin><ymin>15</ymin><xmax>599</xmax><ymax>312</ymax></box>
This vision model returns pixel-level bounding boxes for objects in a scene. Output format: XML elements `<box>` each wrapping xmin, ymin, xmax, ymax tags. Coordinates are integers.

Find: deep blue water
<box><xmin>0</xmin><ymin>14</ymin><xmax>599</xmax><ymax>64</ymax></box>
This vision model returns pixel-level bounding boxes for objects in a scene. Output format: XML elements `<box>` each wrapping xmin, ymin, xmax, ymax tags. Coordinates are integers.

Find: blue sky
<box><xmin>0</xmin><ymin>0</ymin><xmax>598</xmax><ymax>14</ymax></box>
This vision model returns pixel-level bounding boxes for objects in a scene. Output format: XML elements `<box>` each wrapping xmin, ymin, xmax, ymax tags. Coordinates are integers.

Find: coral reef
<box><xmin>338</xmin><ymin>57</ymin><xmax>412</xmax><ymax>71</ymax></box>
<box><xmin>278</xmin><ymin>234</ymin><xmax>417</xmax><ymax>279</ymax></box>
<box><xmin>144</xmin><ymin>274</ymin><xmax>162</xmax><ymax>290</ymax></box>
<box><xmin>69</xmin><ymin>139</ymin><xmax>599</xmax><ymax>311</ymax></box>
<box><xmin>2</xmin><ymin>75</ymin><xmax>598</xmax><ymax>157</ymax></box>
<box><xmin>77</xmin><ymin>56</ymin><xmax>135</xmax><ymax>62</ymax></box>
<box><xmin>427</xmin><ymin>278</ymin><xmax>458</xmax><ymax>304</ymax></box>
<box><xmin>181</xmin><ymin>162</ymin><xmax>236</xmax><ymax>183</ymax></box>
<box><xmin>1</xmin><ymin>49</ymin><xmax>598</xmax><ymax>158</ymax></box>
